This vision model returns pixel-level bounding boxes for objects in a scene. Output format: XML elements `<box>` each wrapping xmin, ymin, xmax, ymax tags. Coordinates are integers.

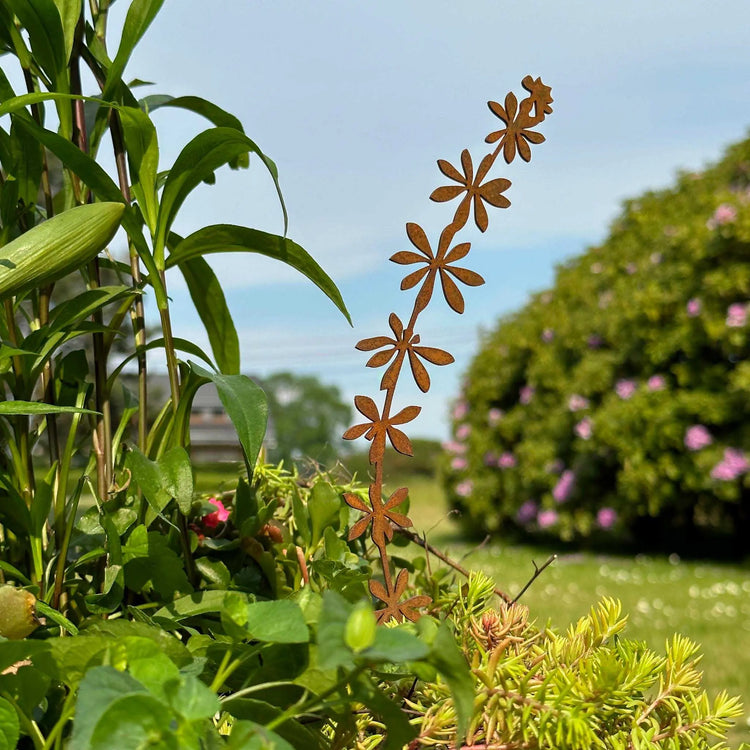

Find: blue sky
<box><xmin>112</xmin><ymin>0</ymin><xmax>750</xmax><ymax>438</ymax></box>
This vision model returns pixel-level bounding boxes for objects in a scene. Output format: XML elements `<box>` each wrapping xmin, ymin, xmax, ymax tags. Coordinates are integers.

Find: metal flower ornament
<box><xmin>344</xmin><ymin>75</ymin><xmax>554</xmax><ymax>623</ymax></box>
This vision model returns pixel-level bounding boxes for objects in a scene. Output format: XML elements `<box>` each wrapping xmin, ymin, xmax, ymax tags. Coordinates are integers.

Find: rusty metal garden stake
<box><xmin>344</xmin><ymin>76</ymin><xmax>554</xmax><ymax>623</ymax></box>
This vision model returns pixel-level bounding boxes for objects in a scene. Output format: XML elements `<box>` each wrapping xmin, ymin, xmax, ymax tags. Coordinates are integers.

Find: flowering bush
<box><xmin>443</xmin><ymin>135</ymin><xmax>750</xmax><ymax>550</ymax></box>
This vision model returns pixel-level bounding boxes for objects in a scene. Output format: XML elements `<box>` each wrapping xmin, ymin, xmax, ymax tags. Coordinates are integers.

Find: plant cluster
<box><xmin>444</xmin><ymin>134</ymin><xmax>750</xmax><ymax>551</ymax></box>
<box><xmin>0</xmin><ymin>1</ymin><xmax>746</xmax><ymax>747</ymax></box>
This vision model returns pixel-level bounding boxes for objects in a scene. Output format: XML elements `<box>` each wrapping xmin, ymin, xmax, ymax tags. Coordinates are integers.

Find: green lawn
<box><xmin>395</xmin><ymin>473</ymin><xmax>750</xmax><ymax>746</ymax></box>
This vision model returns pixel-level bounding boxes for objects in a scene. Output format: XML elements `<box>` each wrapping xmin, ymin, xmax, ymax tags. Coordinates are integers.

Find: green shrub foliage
<box><xmin>445</xmin><ymin>135</ymin><xmax>750</xmax><ymax>547</ymax></box>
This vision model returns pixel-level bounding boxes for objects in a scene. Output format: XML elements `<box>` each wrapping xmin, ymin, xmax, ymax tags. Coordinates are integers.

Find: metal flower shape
<box><xmin>344</xmin><ymin>485</ymin><xmax>412</xmax><ymax>550</ymax></box>
<box><xmin>342</xmin><ymin>395</ymin><xmax>421</xmax><ymax>463</ymax></box>
<box><xmin>430</xmin><ymin>149</ymin><xmax>511</xmax><ymax>232</ymax></box>
<box><xmin>356</xmin><ymin>312</ymin><xmax>454</xmax><ymax>392</ymax></box>
<box><xmin>369</xmin><ymin>569</ymin><xmax>431</xmax><ymax>624</ymax></box>
<box><xmin>485</xmin><ymin>91</ymin><xmax>546</xmax><ymax>164</ymax></box>
<box><xmin>390</xmin><ymin>223</ymin><xmax>485</xmax><ymax>314</ymax></box>
<box><xmin>521</xmin><ymin>74</ymin><xmax>554</xmax><ymax>120</ymax></box>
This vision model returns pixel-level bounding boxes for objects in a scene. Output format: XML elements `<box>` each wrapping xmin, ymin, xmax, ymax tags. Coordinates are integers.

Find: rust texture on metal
<box><xmin>343</xmin><ymin>75</ymin><xmax>554</xmax><ymax>623</ymax></box>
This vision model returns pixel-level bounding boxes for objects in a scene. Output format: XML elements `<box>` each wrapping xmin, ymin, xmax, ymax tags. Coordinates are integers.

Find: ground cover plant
<box><xmin>0</xmin><ymin>1</ymin><xmax>746</xmax><ymax>748</ymax></box>
<box><xmin>443</xmin><ymin>135</ymin><xmax>750</xmax><ymax>553</ymax></box>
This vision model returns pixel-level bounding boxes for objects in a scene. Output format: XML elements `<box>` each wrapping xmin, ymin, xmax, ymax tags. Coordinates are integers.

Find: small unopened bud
<box><xmin>344</xmin><ymin>602</ymin><xmax>377</xmax><ymax>653</ymax></box>
<box><xmin>0</xmin><ymin>586</ymin><xmax>38</xmax><ymax>640</ymax></box>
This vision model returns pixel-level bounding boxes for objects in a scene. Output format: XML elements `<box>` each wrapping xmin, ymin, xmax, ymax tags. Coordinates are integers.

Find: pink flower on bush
<box><xmin>453</xmin><ymin>401</ymin><xmax>469</xmax><ymax>420</ymax></box>
<box><xmin>483</xmin><ymin>452</ymin><xmax>497</xmax><ymax>466</ymax></box>
<box><xmin>710</xmin><ymin>448</ymin><xmax>749</xmax><ymax>481</ymax></box>
<box><xmin>498</xmin><ymin>452</ymin><xmax>517</xmax><ymax>469</ymax></box>
<box><xmin>537</xmin><ymin>509</ymin><xmax>558</xmax><ymax>528</ymax></box>
<box><xmin>597</xmin><ymin>507</ymin><xmax>617</xmax><ymax>529</ymax></box>
<box><xmin>451</xmin><ymin>456</ymin><xmax>468</xmax><ymax>471</ymax></box>
<box><xmin>553</xmin><ymin>470</ymin><xmax>576</xmax><ymax>503</ymax></box>
<box><xmin>488</xmin><ymin>408</ymin><xmax>504</xmax><ymax>425</ymax></box>
<box><xmin>541</xmin><ymin>328</ymin><xmax>555</xmax><ymax>342</ymax></box>
<box><xmin>568</xmin><ymin>394</ymin><xmax>589</xmax><ymax>412</ymax></box>
<box><xmin>455</xmin><ymin>479</ymin><xmax>474</xmax><ymax>497</ymax></box>
<box><xmin>684</xmin><ymin>425</ymin><xmax>712</xmax><ymax>451</ymax></box>
<box><xmin>455</xmin><ymin>423</ymin><xmax>471</xmax><ymax>440</ymax></box>
<box><xmin>519</xmin><ymin>385</ymin><xmax>535</xmax><ymax>404</ymax></box>
<box><xmin>574</xmin><ymin>417</ymin><xmax>592</xmax><ymax>440</ymax></box>
<box><xmin>615</xmin><ymin>379</ymin><xmax>636</xmax><ymax>399</ymax></box>
<box><xmin>726</xmin><ymin>303</ymin><xmax>747</xmax><ymax>328</ymax></box>
<box><xmin>516</xmin><ymin>500</ymin><xmax>538</xmax><ymax>524</ymax></box>
<box><xmin>625</xmin><ymin>262</ymin><xmax>638</xmax><ymax>275</ymax></box>
<box><xmin>587</xmin><ymin>334</ymin><xmax>603</xmax><ymax>349</ymax></box>
<box><xmin>707</xmin><ymin>203</ymin><xmax>737</xmax><ymax>229</ymax></box>
<box><xmin>442</xmin><ymin>440</ymin><xmax>467</xmax><ymax>454</ymax></box>
<box><xmin>203</xmin><ymin>498</ymin><xmax>230</xmax><ymax>529</ymax></box>
<box><xmin>647</xmin><ymin>375</ymin><xmax>665</xmax><ymax>391</ymax></box>
<box><xmin>686</xmin><ymin>298</ymin><xmax>701</xmax><ymax>317</ymax></box>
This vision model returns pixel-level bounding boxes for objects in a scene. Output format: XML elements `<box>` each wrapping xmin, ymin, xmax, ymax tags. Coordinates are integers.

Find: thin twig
<box><xmin>394</xmin><ymin>525</ymin><xmax>512</xmax><ymax>604</ymax></box>
<box><xmin>511</xmin><ymin>554</ymin><xmax>557</xmax><ymax>604</ymax></box>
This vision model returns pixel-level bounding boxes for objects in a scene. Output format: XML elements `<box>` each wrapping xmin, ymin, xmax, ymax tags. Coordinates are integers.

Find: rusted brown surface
<box><xmin>343</xmin><ymin>76</ymin><xmax>553</xmax><ymax>622</ymax></box>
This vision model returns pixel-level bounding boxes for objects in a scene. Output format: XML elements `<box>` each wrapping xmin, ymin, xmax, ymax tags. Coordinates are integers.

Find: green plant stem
<box><xmin>52</xmin><ymin>473</ymin><xmax>86</xmax><ymax>611</ymax></box>
<box><xmin>108</xmin><ymin>97</ymin><xmax>149</xmax><ymax>454</ymax></box>
<box><xmin>158</xmin><ymin>289</ymin><xmax>181</xmax><ymax>412</ymax></box>
<box><xmin>265</xmin><ymin>665</ymin><xmax>366</xmax><ymax>732</ymax></box>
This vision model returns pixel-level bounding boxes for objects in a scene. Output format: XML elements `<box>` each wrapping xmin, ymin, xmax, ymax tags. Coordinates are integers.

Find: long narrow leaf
<box><xmin>155</xmin><ymin>128</ymin><xmax>287</xmax><ymax>266</ymax></box>
<box><xmin>189</xmin><ymin>362</ymin><xmax>267</xmax><ymax>473</ymax></box>
<box><xmin>103</xmin><ymin>0</ymin><xmax>165</xmax><ymax>101</ymax></box>
<box><xmin>0</xmin><ymin>401</ymin><xmax>99</xmax><ymax>416</ymax></box>
<box><xmin>167</xmin><ymin>224</ymin><xmax>352</xmax><ymax>325</ymax></box>
<box><xmin>6</xmin><ymin>0</ymin><xmax>66</xmax><ymax>82</ymax></box>
<box><xmin>178</xmin><ymin>255</ymin><xmax>240</xmax><ymax>375</ymax></box>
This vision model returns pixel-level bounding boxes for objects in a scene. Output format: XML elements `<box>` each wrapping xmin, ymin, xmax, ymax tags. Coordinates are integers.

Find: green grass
<box><xmin>395</xmin><ymin>473</ymin><xmax>750</xmax><ymax>746</ymax></box>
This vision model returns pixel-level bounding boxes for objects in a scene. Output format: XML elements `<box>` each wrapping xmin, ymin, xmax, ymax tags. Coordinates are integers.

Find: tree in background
<box><xmin>444</xmin><ymin>134</ymin><xmax>750</xmax><ymax>554</ymax></box>
<box><xmin>263</xmin><ymin>371</ymin><xmax>352</xmax><ymax>467</ymax></box>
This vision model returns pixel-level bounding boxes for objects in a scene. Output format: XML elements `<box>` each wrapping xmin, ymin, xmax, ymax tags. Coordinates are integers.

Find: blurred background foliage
<box><xmin>442</xmin><ymin>133</ymin><xmax>750</xmax><ymax>556</ymax></box>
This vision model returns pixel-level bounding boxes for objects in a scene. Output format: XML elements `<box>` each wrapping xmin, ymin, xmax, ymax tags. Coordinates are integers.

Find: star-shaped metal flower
<box><xmin>356</xmin><ymin>312</ymin><xmax>454</xmax><ymax>392</ymax></box>
<box><xmin>485</xmin><ymin>91</ymin><xmax>546</xmax><ymax>164</ymax></box>
<box><xmin>430</xmin><ymin>149</ymin><xmax>511</xmax><ymax>232</ymax></box>
<box><xmin>342</xmin><ymin>395</ymin><xmax>421</xmax><ymax>463</ymax></box>
<box><xmin>344</xmin><ymin>485</ymin><xmax>412</xmax><ymax>550</ymax></box>
<box><xmin>369</xmin><ymin>569</ymin><xmax>431</xmax><ymax>624</ymax></box>
<box><xmin>521</xmin><ymin>74</ymin><xmax>553</xmax><ymax>120</ymax></box>
<box><xmin>390</xmin><ymin>222</ymin><xmax>484</xmax><ymax>315</ymax></box>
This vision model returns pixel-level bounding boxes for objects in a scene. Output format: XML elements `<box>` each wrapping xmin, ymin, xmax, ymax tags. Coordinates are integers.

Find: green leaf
<box><xmin>84</xmin><ymin>564</ymin><xmax>124</xmax><ymax>614</ymax></box>
<box><xmin>103</xmin><ymin>0</ymin><xmax>165</xmax><ymax>102</ymax></box>
<box><xmin>47</xmin><ymin>286</ymin><xmax>133</xmax><ymax>333</ymax></box>
<box><xmin>195</xmin><ymin>558</ymin><xmax>230</xmax><ymax>589</ymax></box>
<box><xmin>34</xmin><ymin>600</ymin><xmax>78</xmax><ymax>635</ymax></box>
<box><xmin>122</xmin><ymin>525</ymin><xmax>192</xmax><ymax>598</ymax></box>
<box><xmin>159</xmin><ymin>446</ymin><xmax>194</xmax><ymax>514</ymax></box>
<box><xmin>153</xmin><ymin>589</ymin><xmax>251</xmax><ymax>623</ymax></box>
<box><xmin>308</xmin><ymin>481</ymin><xmax>342</xmax><ymax>547</ymax></box>
<box><xmin>226</xmin><ymin>721</ymin><xmax>295</xmax><ymax>750</ymax></box>
<box><xmin>141</xmin><ymin>94</ymin><xmax>247</xmax><ymax>167</ymax></box>
<box><xmin>7</xmin><ymin>0</ymin><xmax>66</xmax><ymax>82</ymax></box>
<box><xmin>52</xmin><ymin>0</ymin><xmax>79</xmax><ymax>62</ymax></box>
<box><xmin>119</xmin><ymin>106</ymin><xmax>160</xmax><ymax>232</ymax></box>
<box><xmin>155</xmin><ymin>128</ymin><xmax>286</xmax><ymax>265</ymax></box>
<box><xmin>428</xmin><ymin>624</ymin><xmax>474</xmax><ymax>741</ymax></box>
<box><xmin>125</xmin><ymin>447</ymin><xmax>172</xmax><ymax>516</ymax></box>
<box><xmin>363</xmin><ymin>626</ymin><xmax>429</xmax><ymax>663</ymax></box>
<box><xmin>0</xmin><ymin>696</ymin><xmax>19</xmax><ymax>750</ymax></box>
<box><xmin>0</xmin><ymin>401</ymin><xmax>98</xmax><ymax>416</ymax></box>
<box><xmin>165</xmin><ymin>673</ymin><xmax>219</xmax><ymax>722</ymax></box>
<box><xmin>351</xmin><ymin>675</ymin><xmax>417</xmax><ymax>750</ymax></box>
<box><xmin>29</xmin><ymin>463</ymin><xmax>55</xmax><ymax>535</ymax></box>
<box><xmin>89</xmin><ymin>694</ymin><xmax>174</xmax><ymax>750</ymax></box>
<box><xmin>223</xmin><ymin>700</ymin><xmax>324</xmax><ymax>750</ymax></box>
<box><xmin>167</xmin><ymin>224</ymin><xmax>352</xmax><ymax>325</ymax></box>
<box><xmin>179</xmin><ymin>255</ymin><xmax>239</xmax><ymax>374</ymax></box>
<box><xmin>189</xmin><ymin>363</ymin><xmax>268</xmax><ymax>473</ymax></box>
<box><xmin>69</xmin><ymin>665</ymin><xmax>148</xmax><ymax>750</ymax></box>
<box><xmin>244</xmin><ymin>600</ymin><xmax>309</xmax><ymax>644</ymax></box>
<box><xmin>316</xmin><ymin>591</ymin><xmax>354</xmax><ymax>671</ymax></box>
